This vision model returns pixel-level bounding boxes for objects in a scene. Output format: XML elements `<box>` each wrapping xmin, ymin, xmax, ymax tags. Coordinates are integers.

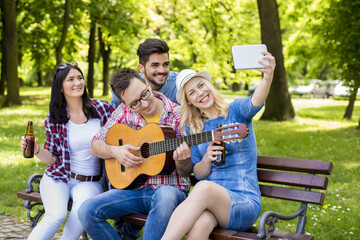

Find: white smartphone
<box><xmin>231</xmin><ymin>44</ymin><xmax>268</xmax><ymax>70</ymax></box>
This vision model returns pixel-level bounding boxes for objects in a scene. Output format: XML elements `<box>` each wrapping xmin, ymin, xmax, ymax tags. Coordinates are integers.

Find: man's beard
<box><xmin>144</xmin><ymin>70</ymin><xmax>167</xmax><ymax>88</ymax></box>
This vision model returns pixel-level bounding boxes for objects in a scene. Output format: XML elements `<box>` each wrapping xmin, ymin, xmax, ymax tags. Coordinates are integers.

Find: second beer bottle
<box><xmin>214</xmin><ymin>124</ymin><xmax>226</xmax><ymax>165</ymax></box>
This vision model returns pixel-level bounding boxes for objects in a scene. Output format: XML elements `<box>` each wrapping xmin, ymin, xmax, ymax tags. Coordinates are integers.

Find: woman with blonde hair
<box><xmin>162</xmin><ymin>51</ymin><xmax>276</xmax><ymax>240</ymax></box>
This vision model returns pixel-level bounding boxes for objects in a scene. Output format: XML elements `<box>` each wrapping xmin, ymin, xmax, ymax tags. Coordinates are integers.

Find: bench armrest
<box><xmin>257</xmin><ymin>203</ymin><xmax>306</xmax><ymax>239</ymax></box>
<box><xmin>25</xmin><ymin>173</ymin><xmax>43</xmax><ymax>193</ymax></box>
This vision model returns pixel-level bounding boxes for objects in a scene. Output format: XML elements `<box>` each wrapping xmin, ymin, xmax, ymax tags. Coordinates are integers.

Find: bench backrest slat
<box><xmin>257</xmin><ymin>170</ymin><xmax>329</xmax><ymax>190</ymax></box>
<box><xmin>259</xmin><ymin>185</ymin><xmax>325</xmax><ymax>205</ymax></box>
<box><xmin>257</xmin><ymin>156</ymin><xmax>333</xmax><ymax>175</ymax></box>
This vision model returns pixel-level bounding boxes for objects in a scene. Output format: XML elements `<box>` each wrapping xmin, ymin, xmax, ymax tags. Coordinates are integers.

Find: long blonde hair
<box><xmin>179</xmin><ymin>78</ymin><xmax>229</xmax><ymax>135</ymax></box>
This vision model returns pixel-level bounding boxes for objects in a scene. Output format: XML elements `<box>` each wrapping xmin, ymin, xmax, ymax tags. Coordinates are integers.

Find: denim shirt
<box><xmin>110</xmin><ymin>71</ymin><xmax>179</xmax><ymax>109</ymax></box>
<box><xmin>190</xmin><ymin>97</ymin><xmax>264</xmax><ymax>204</ymax></box>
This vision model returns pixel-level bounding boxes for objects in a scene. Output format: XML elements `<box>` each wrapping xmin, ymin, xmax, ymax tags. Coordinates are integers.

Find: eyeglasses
<box><xmin>128</xmin><ymin>86</ymin><xmax>151</xmax><ymax>109</ymax></box>
<box><xmin>56</xmin><ymin>62</ymin><xmax>78</xmax><ymax>70</ymax></box>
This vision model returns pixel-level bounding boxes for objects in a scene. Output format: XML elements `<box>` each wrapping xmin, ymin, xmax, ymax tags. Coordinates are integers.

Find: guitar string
<box><xmin>145</xmin><ymin>131</ymin><xmax>213</xmax><ymax>156</ymax></box>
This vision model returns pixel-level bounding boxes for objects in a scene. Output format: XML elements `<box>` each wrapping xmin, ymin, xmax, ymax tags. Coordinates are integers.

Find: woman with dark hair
<box><xmin>21</xmin><ymin>62</ymin><xmax>113</xmax><ymax>240</ymax></box>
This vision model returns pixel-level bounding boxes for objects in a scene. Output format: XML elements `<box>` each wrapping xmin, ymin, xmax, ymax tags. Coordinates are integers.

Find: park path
<box><xmin>0</xmin><ymin>214</ymin><xmax>62</xmax><ymax>239</ymax></box>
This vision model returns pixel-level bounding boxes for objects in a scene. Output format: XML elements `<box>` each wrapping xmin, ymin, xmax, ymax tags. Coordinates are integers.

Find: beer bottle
<box><xmin>214</xmin><ymin>124</ymin><xmax>226</xmax><ymax>165</ymax></box>
<box><xmin>23</xmin><ymin>121</ymin><xmax>35</xmax><ymax>158</ymax></box>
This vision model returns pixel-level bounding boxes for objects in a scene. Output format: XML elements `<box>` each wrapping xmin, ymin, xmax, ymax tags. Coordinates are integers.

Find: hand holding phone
<box><xmin>231</xmin><ymin>44</ymin><xmax>268</xmax><ymax>70</ymax></box>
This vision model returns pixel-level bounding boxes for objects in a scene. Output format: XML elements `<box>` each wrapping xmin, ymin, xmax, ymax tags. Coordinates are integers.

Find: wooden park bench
<box><xmin>17</xmin><ymin>155</ymin><xmax>333</xmax><ymax>240</ymax></box>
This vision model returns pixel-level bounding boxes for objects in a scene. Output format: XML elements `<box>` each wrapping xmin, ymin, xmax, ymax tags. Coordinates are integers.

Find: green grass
<box><xmin>0</xmin><ymin>87</ymin><xmax>359</xmax><ymax>239</ymax></box>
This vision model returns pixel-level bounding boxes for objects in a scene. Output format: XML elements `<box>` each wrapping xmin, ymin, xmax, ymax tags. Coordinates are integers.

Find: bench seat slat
<box><xmin>211</xmin><ymin>228</ymin><xmax>314</xmax><ymax>240</ymax></box>
<box><xmin>17</xmin><ymin>189</ymin><xmax>72</xmax><ymax>210</ymax></box>
<box><xmin>120</xmin><ymin>214</ymin><xmax>314</xmax><ymax>240</ymax></box>
<box><xmin>17</xmin><ymin>189</ymin><xmax>42</xmax><ymax>203</ymax></box>
<box><xmin>260</xmin><ymin>185</ymin><xmax>325</xmax><ymax>205</ymax></box>
<box><xmin>257</xmin><ymin>156</ymin><xmax>333</xmax><ymax>175</ymax></box>
<box><xmin>257</xmin><ymin>170</ymin><xmax>329</xmax><ymax>189</ymax></box>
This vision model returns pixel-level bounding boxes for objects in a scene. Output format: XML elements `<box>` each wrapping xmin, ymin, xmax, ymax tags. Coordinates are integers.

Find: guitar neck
<box><xmin>149</xmin><ymin>130</ymin><xmax>214</xmax><ymax>156</ymax></box>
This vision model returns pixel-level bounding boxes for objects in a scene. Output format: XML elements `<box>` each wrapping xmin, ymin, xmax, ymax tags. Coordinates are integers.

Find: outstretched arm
<box><xmin>251</xmin><ymin>51</ymin><xmax>276</xmax><ymax>107</ymax></box>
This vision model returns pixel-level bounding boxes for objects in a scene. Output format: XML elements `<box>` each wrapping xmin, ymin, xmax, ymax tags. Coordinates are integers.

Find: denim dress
<box><xmin>190</xmin><ymin>97</ymin><xmax>263</xmax><ymax>231</ymax></box>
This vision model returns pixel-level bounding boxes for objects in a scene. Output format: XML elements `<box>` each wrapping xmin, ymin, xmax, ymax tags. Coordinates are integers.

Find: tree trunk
<box><xmin>87</xmin><ymin>20</ymin><xmax>96</xmax><ymax>98</ymax></box>
<box><xmin>0</xmin><ymin>31</ymin><xmax>6</xmax><ymax>95</ymax></box>
<box><xmin>45</xmin><ymin>72</ymin><xmax>52</xmax><ymax>86</ymax></box>
<box><xmin>37</xmin><ymin>70</ymin><xmax>42</xmax><ymax>87</ymax></box>
<box><xmin>257</xmin><ymin>0</ymin><xmax>295</xmax><ymax>121</ymax></box>
<box><xmin>98</xmin><ymin>27</ymin><xmax>111</xmax><ymax>96</ymax></box>
<box><xmin>343</xmin><ymin>87</ymin><xmax>358</xmax><ymax>119</ymax></box>
<box><xmin>1</xmin><ymin>0</ymin><xmax>21</xmax><ymax>106</ymax></box>
<box><xmin>55</xmin><ymin>0</ymin><xmax>70</xmax><ymax>65</ymax></box>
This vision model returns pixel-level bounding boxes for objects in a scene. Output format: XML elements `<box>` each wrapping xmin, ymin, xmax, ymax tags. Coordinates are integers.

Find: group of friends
<box><xmin>21</xmin><ymin>38</ymin><xmax>276</xmax><ymax>240</ymax></box>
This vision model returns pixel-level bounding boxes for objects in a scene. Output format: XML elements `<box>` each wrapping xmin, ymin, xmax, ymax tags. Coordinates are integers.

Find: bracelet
<box><xmin>36</xmin><ymin>147</ymin><xmax>41</xmax><ymax>155</ymax></box>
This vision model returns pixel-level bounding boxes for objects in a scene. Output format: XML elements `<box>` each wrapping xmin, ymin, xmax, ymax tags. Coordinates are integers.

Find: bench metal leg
<box><xmin>24</xmin><ymin>200</ymin><xmax>45</xmax><ymax>228</ymax></box>
<box><xmin>296</xmin><ymin>202</ymin><xmax>308</xmax><ymax>234</ymax></box>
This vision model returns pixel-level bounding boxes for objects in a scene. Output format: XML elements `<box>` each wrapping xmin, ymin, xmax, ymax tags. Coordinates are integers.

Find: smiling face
<box><xmin>184</xmin><ymin>77</ymin><xmax>215</xmax><ymax>113</ymax></box>
<box><xmin>138</xmin><ymin>53</ymin><xmax>170</xmax><ymax>91</ymax></box>
<box><xmin>121</xmin><ymin>78</ymin><xmax>159</xmax><ymax>118</ymax></box>
<box><xmin>62</xmin><ymin>68</ymin><xmax>85</xmax><ymax>100</ymax></box>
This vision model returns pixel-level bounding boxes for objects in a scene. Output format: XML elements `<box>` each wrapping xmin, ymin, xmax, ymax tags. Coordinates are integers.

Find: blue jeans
<box><xmin>78</xmin><ymin>185</ymin><xmax>187</xmax><ymax>240</ymax></box>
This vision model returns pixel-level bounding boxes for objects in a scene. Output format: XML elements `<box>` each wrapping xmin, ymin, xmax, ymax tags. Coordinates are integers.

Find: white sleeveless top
<box><xmin>67</xmin><ymin>118</ymin><xmax>101</xmax><ymax>176</ymax></box>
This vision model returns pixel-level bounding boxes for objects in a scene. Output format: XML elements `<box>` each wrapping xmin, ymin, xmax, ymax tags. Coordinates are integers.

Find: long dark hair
<box><xmin>49</xmin><ymin>63</ymin><xmax>99</xmax><ymax>124</ymax></box>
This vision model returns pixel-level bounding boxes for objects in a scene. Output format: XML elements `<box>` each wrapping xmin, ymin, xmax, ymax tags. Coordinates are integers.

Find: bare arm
<box><xmin>21</xmin><ymin>136</ymin><xmax>56</xmax><ymax>165</ymax></box>
<box><xmin>251</xmin><ymin>51</ymin><xmax>276</xmax><ymax>106</ymax></box>
<box><xmin>194</xmin><ymin>141</ymin><xmax>223</xmax><ymax>179</ymax></box>
<box><xmin>173</xmin><ymin>142</ymin><xmax>193</xmax><ymax>177</ymax></box>
<box><xmin>90</xmin><ymin>139</ymin><xmax>143</xmax><ymax>168</ymax></box>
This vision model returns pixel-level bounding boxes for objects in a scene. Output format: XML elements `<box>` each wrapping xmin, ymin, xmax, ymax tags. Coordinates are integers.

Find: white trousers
<box><xmin>27</xmin><ymin>174</ymin><xmax>103</xmax><ymax>240</ymax></box>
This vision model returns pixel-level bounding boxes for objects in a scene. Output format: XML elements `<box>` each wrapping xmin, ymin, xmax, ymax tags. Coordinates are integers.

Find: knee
<box><xmin>43</xmin><ymin>209</ymin><xmax>67</xmax><ymax>226</ymax></box>
<box><xmin>152</xmin><ymin>186</ymin><xmax>185</xmax><ymax>215</ymax></box>
<box><xmin>191</xmin><ymin>181</ymin><xmax>217</xmax><ymax>201</ymax></box>
<box><xmin>78</xmin><ymin>198</ymin><xmax>97</xmax><ymax>225</ymax></box>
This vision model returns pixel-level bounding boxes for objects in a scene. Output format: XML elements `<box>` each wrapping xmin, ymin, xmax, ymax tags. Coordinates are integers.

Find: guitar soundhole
<box><xmin>140</xmin><ymin>143</ymin><xmax>150</xmax><ymax>158</ymax></box>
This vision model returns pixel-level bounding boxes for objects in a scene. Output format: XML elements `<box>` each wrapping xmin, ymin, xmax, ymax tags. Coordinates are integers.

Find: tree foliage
<box><xmin>310</xmin><ymin>0</ymin><xmax>360</xmax><ymax>119</ymax></box>
<box><xmin>0</xmin><ymin>0</ymin><xmax>358</xmax><ymax>120</ymax></box>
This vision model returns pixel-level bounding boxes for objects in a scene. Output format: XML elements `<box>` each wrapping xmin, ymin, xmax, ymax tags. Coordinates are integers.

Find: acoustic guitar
<box><xmin>105</xmin><ymin>122</ymin><xmax>249</xmax><ymax>189</ymax></box>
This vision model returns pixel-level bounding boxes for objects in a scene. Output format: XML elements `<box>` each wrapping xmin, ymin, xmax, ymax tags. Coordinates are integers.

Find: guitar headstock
<box><xmin>213</xmin><ymin>123</ymin><xmax>249</xmax><ymax>143</ymax></box>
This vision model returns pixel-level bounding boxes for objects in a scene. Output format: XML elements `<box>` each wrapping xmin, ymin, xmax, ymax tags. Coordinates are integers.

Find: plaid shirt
<box><xmin>44</xmin><ymin>99</ymin><xmax>114</xmax><ymax>182</ymax></box>
<box><xmin>94</xmin><ymin>91</ymin><xmax>191</xmax><ymax>191</ymax></box>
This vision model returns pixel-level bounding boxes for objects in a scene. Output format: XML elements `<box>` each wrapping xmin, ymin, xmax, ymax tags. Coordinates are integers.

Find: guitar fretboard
<box><xmin>149</xmin><ymin>131</ymin><xmax>214</xmax><ymax>155</ymax></box>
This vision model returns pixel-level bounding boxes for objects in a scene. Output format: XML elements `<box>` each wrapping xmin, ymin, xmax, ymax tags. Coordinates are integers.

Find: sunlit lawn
<box><xmin>0</xmin><ymin>87</ymin><xmax>359</xmax><ymax>239</ymax></box>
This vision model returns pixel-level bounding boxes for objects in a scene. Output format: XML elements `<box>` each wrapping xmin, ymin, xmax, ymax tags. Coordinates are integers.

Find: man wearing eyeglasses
<box><xmin>110</xmin><ymin>38</ymin><xmax>179</xmax><ymax>109</ymax></box>
<box><xmin>78</xmin><ymin>68</ymin><xmax>192</xmax><ymax>240</ymax></box>
<box><xmin>109</xmin><ymin>38</ymin><xmax>180</xmax><ymax>239</ymax></box>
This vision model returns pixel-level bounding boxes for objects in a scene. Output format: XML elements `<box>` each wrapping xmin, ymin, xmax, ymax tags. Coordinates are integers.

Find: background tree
<box><xmin>313</xmin><ymin>0</ymin><xmax>360</xmax><ymax>120</ymax></box>
<box><xmin>1</xmin><ymin>27</ymin><xmax>6</xmax><ymax>95</ymax></box>
<box><xmin>1</xmin><ymin>0</ymin><xmax>21</xmax><ymax>106</ymax></box>
<box><xmin>257</xmin><ymin>0</ymin><xmax>295</xmax><ymax>121</ymax></box>
<box><xmin>98</xmin><ymin>27</ymin><xmax>111</xmax><ymax>96</ymax></box>
<box><xmin>55</xmin><ymin>0</ymin><xmax>70</xmax><ymax>65</ymax></box>
<box><xmin>87</xmin><ymin>19</ymin><xmax>96</xmax><ymax>98</ymax></box>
